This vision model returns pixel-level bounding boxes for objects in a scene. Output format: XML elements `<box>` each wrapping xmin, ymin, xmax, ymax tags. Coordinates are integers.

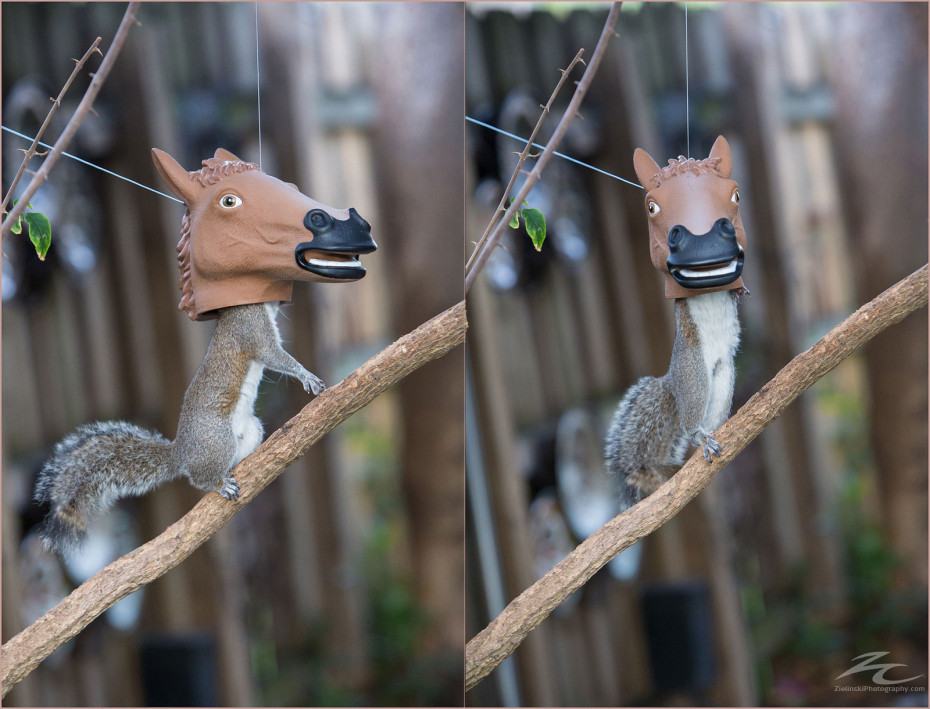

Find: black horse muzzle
<box><xmin>295</xmin><ymin>207</ymin><xmax>378</xmax><ymax>280</ymax></box>
<box><xmin>666</xmin><ymin>217</ymin><xmax>743</xmax><ymax>289</ymax></box>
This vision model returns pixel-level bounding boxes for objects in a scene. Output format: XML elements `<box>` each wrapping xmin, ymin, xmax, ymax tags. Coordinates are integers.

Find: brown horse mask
<box><xmin>151</xmin><ymin>147</ymin><xmax>377</xmax><ymax>321</ymax></box>
<box><xmin>633</xmin><ymin>135</ymin><xmax>747</xmax><ymax>299</ymax></box>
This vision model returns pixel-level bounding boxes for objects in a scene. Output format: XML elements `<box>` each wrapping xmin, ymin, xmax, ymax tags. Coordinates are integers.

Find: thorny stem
<box><xmin>2</xmin><ymin>3</ymin><xmax>140</xmax><ymax>237</ymax></box>
<box><xmin>464</xmin><ymin>48</ymin><xmax>586</xmax><ymax>274</ymax></box>
<box><xmin>464</xmin><ymin>2</ymin><xmax>622</xmax><ymax>293</ymax></box>
<box><xmin>0</xmin><ymin>38</ymin><xmax>103</xmax><ymax>215</ymax></box>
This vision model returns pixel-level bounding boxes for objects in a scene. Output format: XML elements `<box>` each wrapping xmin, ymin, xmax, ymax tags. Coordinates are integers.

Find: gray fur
<box><xmin>35</xmin><ymin>303</ymin><xmax>323</xmax><ymax>554</ymax></box>
<box><xmin>605</xmin><ymin>291</ymin><xmax>740</xmax><ymax>508</ymax></box>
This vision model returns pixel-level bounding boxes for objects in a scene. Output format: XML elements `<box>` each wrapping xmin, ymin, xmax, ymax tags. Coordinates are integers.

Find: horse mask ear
<box><xmin>151</xmin><ymin>148</ymin><xmax>201</xmax><ymax>204</ymax></box>
<box><xmin>708</xmin><ymin>135</ymin><xmax>733</xmax><ymax>178</ymax></box>
<box><xmin>633</xmin><ymin>147</ymin><xmax>662</xmax><ymax>188</ymax></box>
<box><xmin>213</xmin><ymin>147</ymin><xmax>242</xmax><ymax>162</ymax></box>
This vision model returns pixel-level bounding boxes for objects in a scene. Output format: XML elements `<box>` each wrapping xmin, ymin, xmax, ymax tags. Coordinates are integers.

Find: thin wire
<box><xmin>465</xmin><ymin>116</ymin><xmax>643</xmax><ymax>190</ymax></box>
<box><xmin>684</xmin><ymin>3</ymin><xmax>690</xmax><ymax>158</ymax></box>
<box><xmin>3</xmin><ymin>8</ymin><xmax>266</xmax><ymax>209</ymax></box>
<box><xmin>2</xmin><ymin>125</ymin><xmax>184</xmax><ymax>204</ymax></box>
<box><xmin>255</xmin><ymin>2</ymin><xmax>263</xmax><ymax>170</ymax></box>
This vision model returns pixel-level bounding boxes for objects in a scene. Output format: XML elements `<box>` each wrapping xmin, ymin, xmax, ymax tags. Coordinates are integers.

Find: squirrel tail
<box><xmin>34</xmin><ymin>421</ymin><xmax>176</xmax><ymax>554</ymax></box>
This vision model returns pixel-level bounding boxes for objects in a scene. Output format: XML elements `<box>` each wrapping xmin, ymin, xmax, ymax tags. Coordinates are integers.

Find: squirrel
<box><xmin>605</xmin><ymin>291</ymin><xmax>741</xmax><ymax>507</ymax></box>
<box><xmin>604</xmin><ymin>136</ymin><xmax>747</xmax><ymax>509</ymax></box>
<box><xmin>34</xmin><ymin>147</ymin><xmax>377</xmax><ymax>554</ymax></box>
<box><xmin>34</xmin><ymin>303</ymin><xmax>325</xmax><ymax>553</ymax></box>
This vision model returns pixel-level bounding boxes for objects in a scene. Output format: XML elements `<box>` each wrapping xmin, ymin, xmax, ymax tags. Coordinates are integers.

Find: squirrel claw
<box><xmin>219</xmin><ymin>476</ymin><xmax>240</xmax><ymax>501</ymax></box>
<box><xmin>303</xmin><ymin>376</ymin><xmax>326</xmax><ymax>396</ymax></box>
<box><xmin>702</xmin><ymin>435</ymin><xmax>722</xmax><ymax>462</ymax></box>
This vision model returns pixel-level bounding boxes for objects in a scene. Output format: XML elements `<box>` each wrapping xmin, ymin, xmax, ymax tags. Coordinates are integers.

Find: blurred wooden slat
<box><xmin>723</xmin><ymin>3</ymin><xmax>846</xmax><ymax>606</ymax></box>
<box><xmin>468</xmin><ymin>282</ymin><xmax>558</xmax><ymax>706</ymax></box>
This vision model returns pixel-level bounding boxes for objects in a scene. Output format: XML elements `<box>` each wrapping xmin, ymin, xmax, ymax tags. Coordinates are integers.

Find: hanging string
<box><xmin>465</xmin><ymin>116</ymin><xmax>643</xmax><ymax>190</ymax></box>
<box><xmin>2</xmin><ymin>125</ymin><xmax>184</xmax><ymax>204</ymax></box>
<box><xmin>254</xmin><ymin>2</ymin><xmax>263</xmax><ymax>170</ymax></box>
<box><xmin>684</xmin><ymin>3</ymin><xmax>690</xmax><ymax>158</ymax></box>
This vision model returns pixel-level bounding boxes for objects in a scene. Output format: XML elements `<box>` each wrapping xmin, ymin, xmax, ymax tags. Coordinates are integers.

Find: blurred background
<box><xmin>465</xmin><ymin>2</ymin><xmax>927</xmax><ymax>706</ymax></box>
<box><xmin>2</xmin><ymin>2</ymin><xmax>463</xmax><ymax>706</ymax></box>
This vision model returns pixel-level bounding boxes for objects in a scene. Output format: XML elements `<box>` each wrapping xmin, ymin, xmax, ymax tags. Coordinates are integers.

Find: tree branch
<box><xmin>464</xmin><ymin>2</ymin><xmax>621</xmax><ymax>293</ymax></box>
<box><xmin>0</xmin><ymin>37</ymin><xmax>103</xmax><ymax>215</ymax></box>
<box><xmin>1</xmin><ymin>2</ymin><xmax>139</xmax><ymax>237</ymax></box>
<box><xmin>1</xmin><ymin>301</ymin><xmax>467</xmax><ymax>696</ymax></box>
<box><xmin>464</xmin><ymin>48</ymin><xmax>586</xmax><ymax>275</ymax></box>
<box><xmin>465</xmin><ymin>265</ymin><xmax>928</xmax><ymax>691</ymax></box>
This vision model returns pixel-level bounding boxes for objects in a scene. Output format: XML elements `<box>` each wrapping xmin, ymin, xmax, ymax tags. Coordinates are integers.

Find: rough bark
<box><xmin>466</xmin><ymin>265</ymin><xmax>927</xmax><ymax>691</ymax></box>
<box><xmin>1</xmin><ymin>301</ymin><xmax>467</xmax><ymax>697</ymax></box>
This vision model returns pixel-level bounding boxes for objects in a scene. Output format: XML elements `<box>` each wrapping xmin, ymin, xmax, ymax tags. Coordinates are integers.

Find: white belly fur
<box><xmin>686</xmin><ymin>292</ymin><xmax>740</xmax><ymax>432</ymax></box>
<box><xmin>230</xmin><ymin>304</ymin><xmax>281</xmax><ymax>465</ymax></box>
<box><xmin>231</xmin><ymin>361</ymin><xmax>265</xmax><ymax>464</ymax></box>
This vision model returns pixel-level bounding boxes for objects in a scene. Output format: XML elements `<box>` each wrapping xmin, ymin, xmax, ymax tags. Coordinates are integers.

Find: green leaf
<box><xmin>508</xmin><ymin>211</ymin><xmax>520</xmax><ymax>229</ymax></box>
<box><xmin>7</xmin><ymin>199</ymin><xmax>22</xmax><ymax>234</ymax></box>
<box><xmin>521</xmin><ymin>207</ymin><xmax>546</xmax><ymax>251</ymax></box>
<box><xmin>24</xmin><ymin>211</ymin><xmax>52</xmax><ymax>261</ymax></box>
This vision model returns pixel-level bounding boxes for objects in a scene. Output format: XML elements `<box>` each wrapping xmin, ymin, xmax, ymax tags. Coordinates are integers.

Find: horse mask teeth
<box><xmin>151</xmin><ymin>147</ymin><xmax>377</xmax><ymax>321</ymax></box>
<box><xmin>632</xmin><ymin>135</ymin><xmax>748</xmax><ymax>299</ymax></box>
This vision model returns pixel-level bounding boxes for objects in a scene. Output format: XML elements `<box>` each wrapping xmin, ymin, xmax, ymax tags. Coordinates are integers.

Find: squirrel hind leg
<box><xmin>177</xmin><ymin>419</ymin><xmax>238</xmax><ymax>494</ymax></box>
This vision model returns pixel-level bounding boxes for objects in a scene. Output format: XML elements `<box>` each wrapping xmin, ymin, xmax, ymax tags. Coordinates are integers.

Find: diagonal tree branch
<box><xmin>1</xmin><ymin>2</ymin><xmax>139</xmax><ymax>238</ymax></box>
<box><xmin>465</xmin><ymin>265</ymin><xmax>928</xmax><ymax>691</ymax></box>
<box><xmin>464</xmin><ymin>2</ymin><xmax>622</xmax><ymax>293</ymax></box>
<box><xmin>1</xmin><ymin>301</ymin><xmax>467</xmax><ymax>696</ymax></box>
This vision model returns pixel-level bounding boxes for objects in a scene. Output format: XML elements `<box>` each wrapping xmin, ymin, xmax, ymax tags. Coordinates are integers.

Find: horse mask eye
<box><xmin>219</xmin><ymin>194</ymin><xmax>242</xmax><ymax>209</ymax></box>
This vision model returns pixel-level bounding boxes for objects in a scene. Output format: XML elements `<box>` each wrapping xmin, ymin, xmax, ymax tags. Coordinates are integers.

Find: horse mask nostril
<box><xmin>305</xmin><ymin>209</ymin><xmax>333</xmax><ymax>232</ymax></box>
<box><xmin>717</xmin><ymin>218</ymin><xmax>736</xmax><ymax>238</ymax></box>
<box><xmin>668</xmin><ymin>226</ymin><xmax>687</xmax><ymax>251</ymax></box>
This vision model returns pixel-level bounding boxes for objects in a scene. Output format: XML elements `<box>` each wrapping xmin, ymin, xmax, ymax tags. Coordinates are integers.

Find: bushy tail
<box><xmin>34</xmin><ymin>421</ymin><xmax>176</xmax><ymax>554</ymax></box>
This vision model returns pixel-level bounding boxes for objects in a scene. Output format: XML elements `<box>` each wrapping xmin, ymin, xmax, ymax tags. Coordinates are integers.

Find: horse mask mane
<box><xmin>151</xmin><ymin>147</ymin><xmax>377</xmax><ymax>321</ymax></box>
<box><xmin>633</xmin><ymin>135</ymin><xmax>747</xmax><ymax>299</ymax></box>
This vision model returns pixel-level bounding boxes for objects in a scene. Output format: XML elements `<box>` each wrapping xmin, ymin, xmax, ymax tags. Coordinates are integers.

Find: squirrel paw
<box><xmin>219</xmin><ymin>476</ymin><xmax>240</xmax><ymax>501</ymax></box>
<box><xmin>303</xmin><ymin>374</ymin><xmax>326</xmax><ymax>396</ymax></box>
<box><xmin>702</xmin><ymin>434</ymin><xmax>722</xmax><ymax>462</ymax></box>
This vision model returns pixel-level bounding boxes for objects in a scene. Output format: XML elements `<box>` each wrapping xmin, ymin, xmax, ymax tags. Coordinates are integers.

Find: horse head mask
<box><xmin>632</xmin><ymin>135</ymin><xmax>747</xmax><ymax>299</ymax></box>
<box><xmin>152</xmin><ymin>147</ymin><xmax>377</xmax><ymax>320</ymax></box>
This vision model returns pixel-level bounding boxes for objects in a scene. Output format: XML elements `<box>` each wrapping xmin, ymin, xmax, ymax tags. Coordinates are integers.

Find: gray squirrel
<box><xmin>34</xmin><ymin>304</ymin><xmax>324</xmax><ymax>553</ymax></box>
<box><xmin>605</xmin><ymin>136</ymin><xmax>748</xmax><ymax>508</ymax></box>
<box><xmin>35</xmin><ymin>148</ymin><xmax>376</xmax><ymax>554</ymax></box>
